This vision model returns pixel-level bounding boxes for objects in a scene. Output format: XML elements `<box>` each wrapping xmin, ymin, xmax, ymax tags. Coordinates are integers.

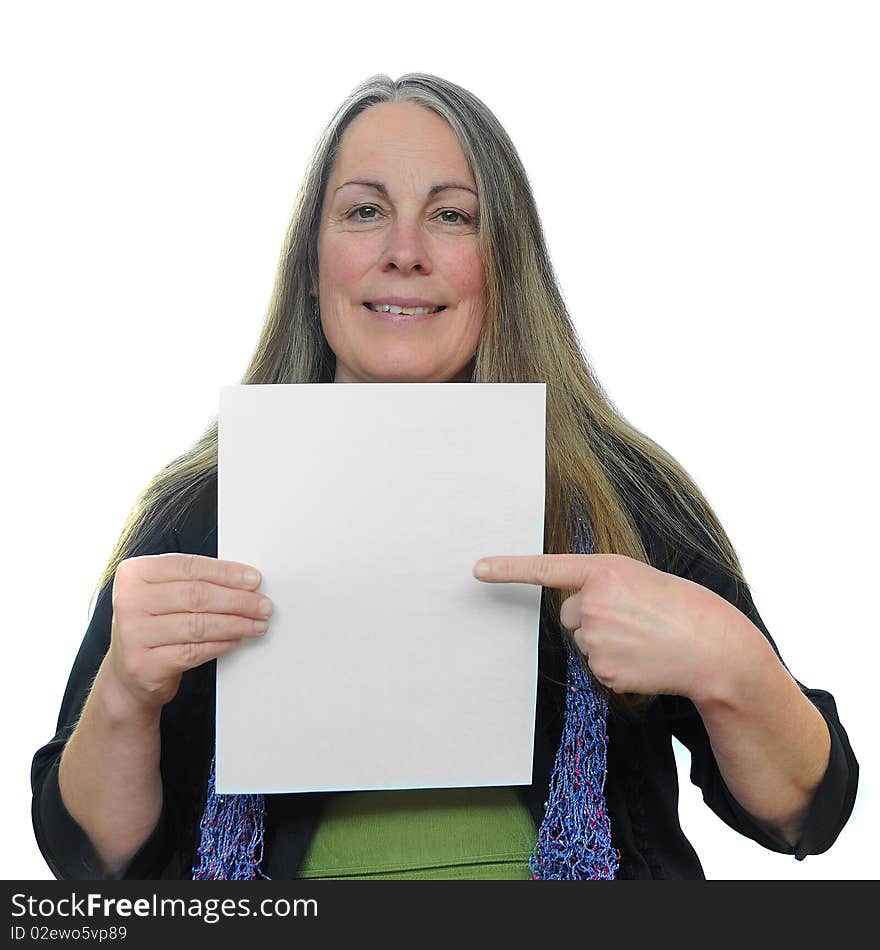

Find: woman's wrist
<box><xmin>688</xmin><ymin>595</ymin><xmax>777</xmax><ymax>711</ymax></box>
<box><xmin>93</xmin><ymin>655</ymin><xmax>164</xmax><ymax>730</ymax></box>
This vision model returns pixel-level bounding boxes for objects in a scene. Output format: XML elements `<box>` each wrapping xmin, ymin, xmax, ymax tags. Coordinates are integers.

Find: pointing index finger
<box><xmin>472</xmin><ymin>554</ymin><xmax>593</xmax><ymax>590</ymax></box>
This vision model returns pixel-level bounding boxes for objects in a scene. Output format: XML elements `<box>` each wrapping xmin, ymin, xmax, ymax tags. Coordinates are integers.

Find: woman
<box><xmin>31</xmin><ymin>72</ymin><xmax>858</xmax><ymax>880</ymax></box>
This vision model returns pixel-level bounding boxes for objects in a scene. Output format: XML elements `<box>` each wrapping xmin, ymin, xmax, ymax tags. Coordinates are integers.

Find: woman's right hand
<box><xmin>106</xmin><ymin>553</ymin><xmax>272</xmax><ymax>712</ymax></box>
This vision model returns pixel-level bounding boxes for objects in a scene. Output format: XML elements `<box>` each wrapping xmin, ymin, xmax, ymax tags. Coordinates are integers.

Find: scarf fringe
<box><xmin>527</xmin><ymin>647</ymin><xmax>620</xmax><ymax>879</ymax></box>
<box><xmin>192</xmin><ymin>759</ymin><xmax>268</xmax><ymax>880</ymax></box>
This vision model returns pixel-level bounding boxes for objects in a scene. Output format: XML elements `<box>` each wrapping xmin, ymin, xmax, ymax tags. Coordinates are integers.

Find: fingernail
<box><xmin>244</xmin><ymin>570</ymin><xmax>260</xmax><ymax>586</ymax></box>
<box><xmin>473</xmin><ymin>560</ymin><xmax>490</xmax><ymax>579</ymax></box>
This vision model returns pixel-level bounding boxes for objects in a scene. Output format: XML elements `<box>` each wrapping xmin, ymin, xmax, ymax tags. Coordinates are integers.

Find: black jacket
<box><xmin>31</xmin><ymin>507</ymin><xmax>859</xmax><ymax>879</ymax></box>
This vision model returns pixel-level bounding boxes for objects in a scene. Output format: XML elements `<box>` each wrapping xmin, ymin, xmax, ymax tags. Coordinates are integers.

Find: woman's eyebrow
<box><xmin>334</xmin><ymin>179</ymin><xmax>477</xmax><ymax>198</ymax></box>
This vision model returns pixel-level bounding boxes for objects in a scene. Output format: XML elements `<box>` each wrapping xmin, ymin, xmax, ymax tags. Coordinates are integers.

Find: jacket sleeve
<box><xmin>658</xmin><ymin>548</ymin><xmax>859</xmax><ymax>860</ymax></box>
<box><xmin>30</xmin><ymin>523</ymin><xmax>187</xmax><ymax>880</ymax></box>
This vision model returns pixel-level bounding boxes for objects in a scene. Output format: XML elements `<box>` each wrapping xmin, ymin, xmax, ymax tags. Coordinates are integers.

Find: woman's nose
<box><xmin>378</xmin><ymin>217</ymin><xmax>433</xmax><ymax>273</ymax></box>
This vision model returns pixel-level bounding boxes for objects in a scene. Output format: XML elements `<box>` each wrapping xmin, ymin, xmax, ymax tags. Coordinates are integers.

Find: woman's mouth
<box><xmin>363</xmin><ymin>302</ymin><xmax>446</xmax><ymax>323</ymax></box>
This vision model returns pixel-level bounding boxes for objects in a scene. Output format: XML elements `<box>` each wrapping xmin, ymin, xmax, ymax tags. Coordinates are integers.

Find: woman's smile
<box><xmin>362</xmin><ymin>301</ymin><xmax>448</xmax><ymax>323</ymax></box>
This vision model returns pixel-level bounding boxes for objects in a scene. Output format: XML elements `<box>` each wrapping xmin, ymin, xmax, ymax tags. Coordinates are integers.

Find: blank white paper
<box><xmin>215</xmin><ymin>382</ymin><xmax>546</xmax><ymax>794</ymax></box>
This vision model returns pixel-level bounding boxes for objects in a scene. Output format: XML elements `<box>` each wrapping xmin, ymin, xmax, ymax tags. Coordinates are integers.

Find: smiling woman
<box><xmin>317</xmin><ymin>102</ymin><xmax>485</xmax><ymax>384</ymax></box>
<box><xmin>31</xmin><ymin>72</ymin><xmax>858</xmax><ymax>882</ymax></box>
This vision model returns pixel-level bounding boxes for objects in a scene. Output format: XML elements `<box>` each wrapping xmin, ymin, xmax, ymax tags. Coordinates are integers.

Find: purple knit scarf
<box><xmin>192</xmin><ymin>517</ymin><xmax>620</xmax><ymax>880</ymax></box>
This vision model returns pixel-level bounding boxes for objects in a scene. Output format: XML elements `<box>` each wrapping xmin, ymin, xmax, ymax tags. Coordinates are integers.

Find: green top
<box><xmin>295</xmin><ymin>787</ymin><xmax>538</xmax><ymax>880</ymax></box>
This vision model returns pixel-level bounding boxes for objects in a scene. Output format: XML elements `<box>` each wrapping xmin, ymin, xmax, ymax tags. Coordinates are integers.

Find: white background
<box><xmin>2</xmin><ymin>0</ymin><xmax>876</xmax><ymax>880</ymax></box>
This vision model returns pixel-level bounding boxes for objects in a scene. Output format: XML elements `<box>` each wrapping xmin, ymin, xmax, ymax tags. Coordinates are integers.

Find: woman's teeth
<box><xmin>365</xmin><ymin>303</ymin><xmax>445</xmax><ymax>315</ymax></box>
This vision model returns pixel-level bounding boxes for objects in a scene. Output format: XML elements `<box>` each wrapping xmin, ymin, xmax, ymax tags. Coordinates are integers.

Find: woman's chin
<box><xmin>334</xmin><ymin>358</ymin><xmax>462</xmax><ymax>384</ymax></box>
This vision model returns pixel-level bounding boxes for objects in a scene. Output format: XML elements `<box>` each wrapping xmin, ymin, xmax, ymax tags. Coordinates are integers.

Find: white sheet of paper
<box><xmin>215</xmin><ymin>382</ymin><xmax>546</xmax><ymax>794</ymax></box>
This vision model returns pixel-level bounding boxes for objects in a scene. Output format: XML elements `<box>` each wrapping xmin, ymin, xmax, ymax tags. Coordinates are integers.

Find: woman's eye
<box><xmin>348</xmin><ymin>204</ymin><xmax>381</xmax><ymax>222</ymax></box>
<box><xmin>437</xmin><ymin>209</ymin><xmax>472</xmax><ymax>225</ymax></box>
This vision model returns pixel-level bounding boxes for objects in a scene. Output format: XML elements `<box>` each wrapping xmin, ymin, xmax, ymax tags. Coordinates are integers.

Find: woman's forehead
<box><xmin>332</xmin><ymin>102</ymin><xmax>475</xmax><ymax>188</ymax></box>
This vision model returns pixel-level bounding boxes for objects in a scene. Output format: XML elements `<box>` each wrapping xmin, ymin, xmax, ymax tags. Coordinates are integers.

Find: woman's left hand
<box><xmin>473</xmin><ymin>553</ymin><xmax>737</xmax><ymax>700</ymax></box>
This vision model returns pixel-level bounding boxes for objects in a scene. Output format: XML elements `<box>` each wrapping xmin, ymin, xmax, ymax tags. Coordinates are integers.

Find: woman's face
<box><xmin>317</xmin><ymin>101</ymin><xmax>485</xmax><ymax>383</ymax></box>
